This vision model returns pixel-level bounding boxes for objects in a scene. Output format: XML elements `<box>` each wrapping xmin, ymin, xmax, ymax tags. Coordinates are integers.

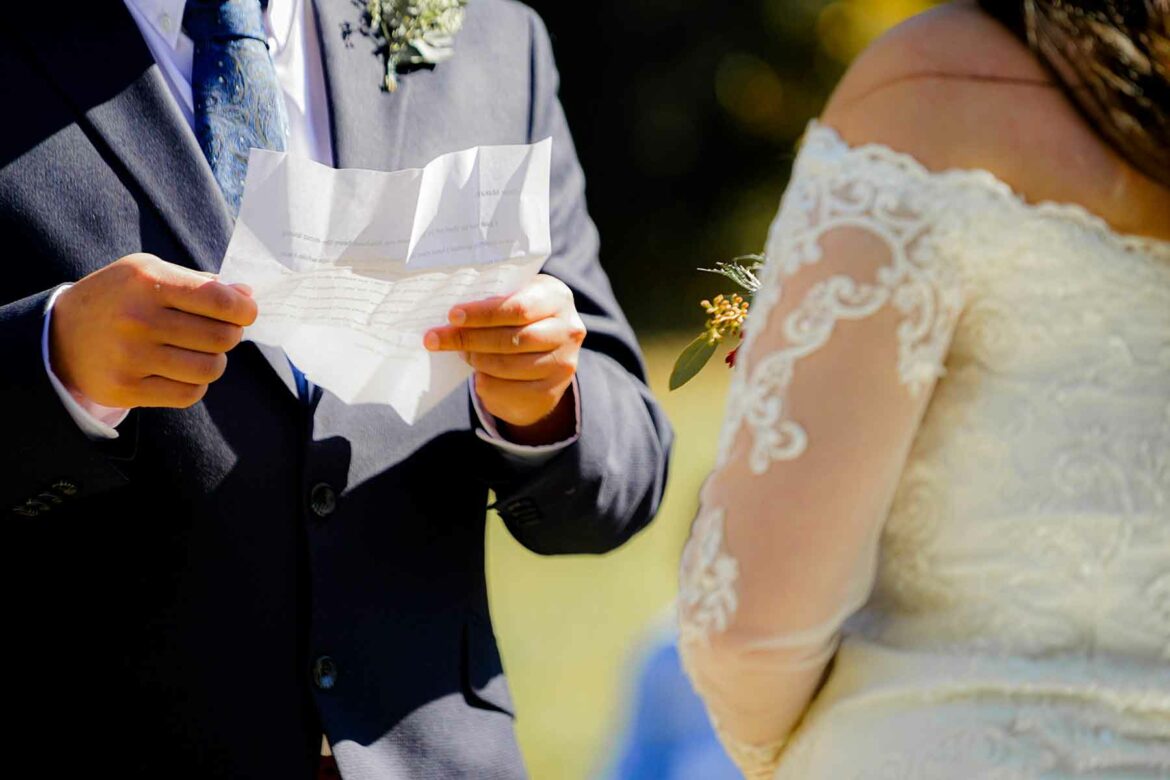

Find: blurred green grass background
<box><xmin>487</xmin><ymin>335</ymin><xmax>729</xmax><ymax>780</ymax></box>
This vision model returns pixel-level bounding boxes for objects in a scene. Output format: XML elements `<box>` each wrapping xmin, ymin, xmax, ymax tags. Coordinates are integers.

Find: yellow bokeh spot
<box><xmin>817</xmin><ymin>0</ymin><xmax>938</xmax><ymax>63</ymax></box>
<box><xmin>715</xmin><ymin>53</ymin><xmax>788</xmax><ymax>139</ymax></box>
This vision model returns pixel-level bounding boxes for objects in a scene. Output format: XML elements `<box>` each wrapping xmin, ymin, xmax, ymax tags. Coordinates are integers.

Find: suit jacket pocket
<box><xmin>461</xmin><ymin>609</ymin><xmax>515</xmax><ymax>717</ymax></box>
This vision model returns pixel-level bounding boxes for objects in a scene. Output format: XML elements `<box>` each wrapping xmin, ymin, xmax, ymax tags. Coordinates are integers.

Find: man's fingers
<box><xmin>158</xmin><ymin>271</ymin><xmax>258</xmax><ymax>327</ymax></box>
<box><xmin>465</xmin><ymin>349</ymin><xmax>577</xmax><ymax>381</ymax></box>
<box><xmin>149</xmin><ymin>309</ymin><xmax>246</xmax><ymax>353</ymax></box>
<box><xmin>132</xmin><ymin>376</ymin><xmax>210</xmax><ymax>409</ymax></box>
<box><xmin>425</xmin><ymin>317</ymin><xmax>572</xmax><ymax>354</ymax></box>
<box><xmin>142</xmin><ymin>345</ymin><xmax>228</xmax><ymax>385</ymax></box>
<box><xmin>447</xmin><ymin>275</ymin><xmax>571</xmax><ymax>328</ymax></box>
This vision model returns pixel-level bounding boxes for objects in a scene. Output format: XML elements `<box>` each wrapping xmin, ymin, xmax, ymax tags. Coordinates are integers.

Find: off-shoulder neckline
<box><xmin>802</xmin><ymin>120</ymin><xmax>1170</xmax><ymax>256</ymax></box>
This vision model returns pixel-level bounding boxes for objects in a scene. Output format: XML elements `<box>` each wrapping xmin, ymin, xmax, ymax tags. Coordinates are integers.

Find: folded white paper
<box><xmin>217</xmin><ymin>139</ymin><xmax>552</xmax><ymax>423</ymax></box>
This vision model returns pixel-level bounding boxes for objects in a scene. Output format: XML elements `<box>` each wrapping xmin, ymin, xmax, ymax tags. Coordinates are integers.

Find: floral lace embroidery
<box><xmin>685</xmin><ymin>120</ymin><xmax>1170</xmax><ymax>779</ymax></box>
<box><xmin>717</xmin><ymin>138</ymin><xmax>964</xmax><ymax>474</ymax></box>
<box><xmin>770</xmin><ymin>679</ymin><xmax>1170</xmax><ymax>779</ymax></box>
<box><xmin>678</xmin><ymin>505</ymin><xmax>738</xmax><ymax>645</ymax></box>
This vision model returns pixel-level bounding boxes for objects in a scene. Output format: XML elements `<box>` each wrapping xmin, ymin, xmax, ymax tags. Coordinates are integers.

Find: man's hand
<box><xmin>51</xmin><ymin>253</ymin><xmax>258</xmax><ymax>409</ymax></box>
<box><xmin>424</xmin><ymin>274</ymin><xmax>586</xmax><ymax>445</ymax></box>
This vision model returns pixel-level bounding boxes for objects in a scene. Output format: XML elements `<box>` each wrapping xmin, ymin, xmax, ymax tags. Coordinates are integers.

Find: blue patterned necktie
<box><xmin>184</xmin><ymin>0</ymin><xmax>287</xmax><ymax>215</ymax></box>
<box><xmin>184</xmin><ymin>0</ymin><xmax>311</xmax><ymax>402</ymax></box>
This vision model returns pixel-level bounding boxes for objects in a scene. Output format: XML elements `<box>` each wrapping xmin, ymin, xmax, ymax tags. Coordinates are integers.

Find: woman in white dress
<box><xmin>677</xmin><ymin>1</ymin><xmax>1170</xmax><ymax>777</ymax></box>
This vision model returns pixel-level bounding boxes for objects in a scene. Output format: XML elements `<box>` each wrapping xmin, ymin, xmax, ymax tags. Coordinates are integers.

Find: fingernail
<box><xmin>423</xmin><ymin>331</ymin><xmax>440</xmax><ymax>351</ymax></box>
<box><xmin>231</xmin><ymin>283</ymin><xmax>254</xmax><ymax>297</ymax></box>
<box><xmin>449</xmin><ymin>308</ymin><xmax>466</xmax><ymax>326</ymax></box>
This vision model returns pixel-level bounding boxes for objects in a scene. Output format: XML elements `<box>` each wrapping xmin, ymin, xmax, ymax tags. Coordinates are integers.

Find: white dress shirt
<box><xmin>42</xmin><ymin>0</ymin><xmax>579</xmax><ymax>458</ymax></box>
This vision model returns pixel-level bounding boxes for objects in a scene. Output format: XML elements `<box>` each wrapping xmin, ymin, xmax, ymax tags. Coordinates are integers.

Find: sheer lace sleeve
<box><xmin>678</xmin><ymin>123</ymin><xmax>966</xmax><ymax>778</ymax></box>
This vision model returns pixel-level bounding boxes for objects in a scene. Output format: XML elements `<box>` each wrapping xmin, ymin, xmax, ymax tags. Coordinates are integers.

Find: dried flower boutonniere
<box><xmin>669</xmin><ymin>255</ymin><xmax>764</xmax><ymax>390</ymax></box>
<box><xmin>362</xmin><ymin>0</ymin><xmax>468</xmax><ymax>92</ymax></box>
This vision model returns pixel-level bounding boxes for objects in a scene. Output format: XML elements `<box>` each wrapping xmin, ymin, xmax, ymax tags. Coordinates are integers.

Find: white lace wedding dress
<box><xmin>678</xmin><ymin>120</ymin><xmax>1170</xmax><ymax>779</ymax></box>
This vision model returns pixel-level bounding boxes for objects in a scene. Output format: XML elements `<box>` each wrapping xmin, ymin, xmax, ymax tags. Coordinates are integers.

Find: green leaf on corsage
<box><xmin>670</xmin><ymin>335</ymin><xmax>719</xmax><ymax>391</ymax></box>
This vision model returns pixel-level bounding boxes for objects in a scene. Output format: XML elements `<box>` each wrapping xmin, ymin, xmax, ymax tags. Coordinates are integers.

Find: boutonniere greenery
<box><xmin>669</xmin><ymin>255</ymin><xmax>764</xmax><ymax>390</ymax></box>
<box><xmin>363</xmin><ymin>0</ymin><xmax>468</xmax><ymax>92</ymax></box>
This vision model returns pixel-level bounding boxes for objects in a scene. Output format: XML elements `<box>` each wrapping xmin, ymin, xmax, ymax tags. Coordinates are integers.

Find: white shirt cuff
<box><xmin>42</xmin><ymin>285</ymin><xmax>130</xmax><ymax>440</ymax></box>
<box><xmin>471</xmin><ymin>375</ymin><xmax>581</xmax><ymax>464</ymax></box>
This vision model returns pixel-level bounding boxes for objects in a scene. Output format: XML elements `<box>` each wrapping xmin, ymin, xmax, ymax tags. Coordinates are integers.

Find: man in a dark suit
<box><xmin>0</xmin><ymin>1</ymin><xmax>672</xmax><ymax>777</ymax></box>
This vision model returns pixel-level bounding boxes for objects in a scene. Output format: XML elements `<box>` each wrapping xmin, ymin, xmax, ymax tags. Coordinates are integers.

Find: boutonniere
<box><xmin>362</xmin><ymin>0</ymin><xmax>469</xmax><ymax>92</ymax></box>
<box><xmin>669</xmin><ymin>255</ymin><xmax>763</xmax><ymax>390</ymax></box>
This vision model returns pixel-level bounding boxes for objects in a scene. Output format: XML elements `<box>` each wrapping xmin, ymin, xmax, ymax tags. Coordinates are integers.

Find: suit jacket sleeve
<box><xmin>480</xmin><ymin>9</ymin><xmax>674</xmax><ymax>555</ymax></box>
<box><xmin>1</xmin><ymin>287</ymin><xmax>133</xmax><ymax>517</ymax></box>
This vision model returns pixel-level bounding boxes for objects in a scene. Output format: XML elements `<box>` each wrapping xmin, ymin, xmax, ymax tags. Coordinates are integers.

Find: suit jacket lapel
<box><xmin>311</xmin><ymin>0</ymin><xmax>411</xmax><ymax>171</ymax></box>
<box><xmin>20</xmin><ymin>6</ymin><xmax>234</xmax><ymax>276</ymax></box>
<box><xmin>23</xmin><ymin>1</ymin><xmax>414</xmax><ymax>399</ymax></box>
<box><xmin>21</xmin><ymin>2</ymin><xmax>412</xmax><ymax>271</ymax></box>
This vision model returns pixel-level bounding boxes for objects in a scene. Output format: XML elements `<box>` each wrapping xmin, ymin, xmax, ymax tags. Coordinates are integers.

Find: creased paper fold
<box><xmin>218</xmin><ymin>139</ymin><xmax>552</xmax><ymax>423</ymax></box>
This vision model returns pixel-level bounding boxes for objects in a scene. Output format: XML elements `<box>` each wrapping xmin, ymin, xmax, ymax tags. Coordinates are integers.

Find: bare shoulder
<box><xmin>822</xmin><ymin>1</ymin><xmax>1060</xmax><ymax>173</ymax></box>
<box><xmin>826</xmin><ymin>1</ymin><xmax>1046</xmax><ymax>116</ymax></box>
<box><xmin>817</xmin><ymin>1</ymin><xmax>1170</xmax><ymax>239</ymax></box>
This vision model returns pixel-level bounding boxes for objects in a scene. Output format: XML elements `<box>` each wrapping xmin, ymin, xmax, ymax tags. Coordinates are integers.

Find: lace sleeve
<box><xmin>678</xmin><ymin>124</ymin><xmax>965</xmax><ymax>778</ymax></box>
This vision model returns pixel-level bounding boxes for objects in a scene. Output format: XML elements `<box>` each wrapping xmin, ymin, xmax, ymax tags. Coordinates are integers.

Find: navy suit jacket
<box><xmin>0</xmin><ymin>2</ymin><xmax>672</xmax><ymax>777</ymax></box>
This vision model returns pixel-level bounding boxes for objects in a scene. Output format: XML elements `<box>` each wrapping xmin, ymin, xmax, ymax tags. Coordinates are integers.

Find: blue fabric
<box><xmin>604</xmin><ymin>633</ymin><xmax>740</xmax><ymax>780</ymax></box>
<box><xmin>184</xmin><ymin>0</ymin><xmax>310</xmax><ymax>402</ymax></box>
<box><xmin>184</xmin><ymin>0</ymin><xmax>287</xmax><ymax>216</ymax></box>
<box><xmin>289</xmin><ymin>355</ymin><xmax>309</xmax><ymax>400</ymax></box>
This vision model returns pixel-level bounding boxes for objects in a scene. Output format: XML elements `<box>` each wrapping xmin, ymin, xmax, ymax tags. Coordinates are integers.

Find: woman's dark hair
<box><xmin>979</xmin><ymin>0</ymin><xmax>1170</xmax><ymax>188</ymax></box>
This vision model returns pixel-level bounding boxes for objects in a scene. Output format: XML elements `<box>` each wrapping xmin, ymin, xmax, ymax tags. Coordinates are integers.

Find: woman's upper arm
<box><xmin>677</xmin><ymin>112</ymin><xmax>966</xmax><ymax>775</ymax></box>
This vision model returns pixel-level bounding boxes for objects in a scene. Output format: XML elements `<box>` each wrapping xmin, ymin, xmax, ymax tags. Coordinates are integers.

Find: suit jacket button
<box><xmin>504</xmin><ymin>498</ymin><xmax>542</xmax><ymax>526</ymax></box>
<box><xmin>309</xmin><ymin>483</ymin><xmax>338</xmax><ymax>518</ymax></box>
<box><xmin>313</xmin><ymin>656</ymin><xmax>338</xmax><ymax>690</ymax></box>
